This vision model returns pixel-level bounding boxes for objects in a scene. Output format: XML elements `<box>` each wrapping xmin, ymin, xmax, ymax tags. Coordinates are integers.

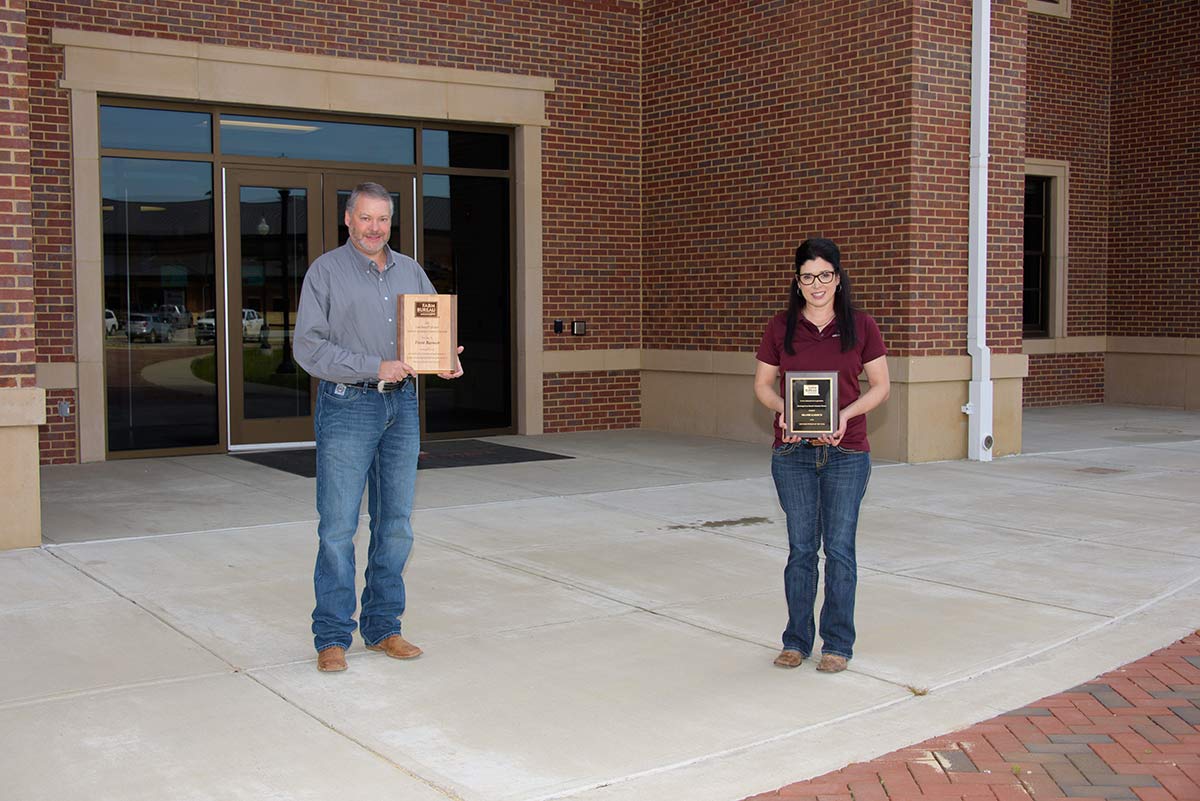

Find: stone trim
<box><xmin>543</xmin><ymin>350</ymin><xmax>1031</xmax><ymax>383</ymax></box>
<box><xmin>53</xmin><ymin>28</ymin><xmax>554</xmax><ymax>125</ymax></box>
<box><xmin>1024</xmin><ymin>336</ymin><xmax>1200</xmax><ymax>356</ymax></box>
<box><xmin>0</xmin><ymin>387</ymin><xmax>47</xmax><ymax>426</ymax></box>
<box><xmin>35</xmin><ymin>362</ymin><xmax>78</xmax><ymax>390</ymax></box>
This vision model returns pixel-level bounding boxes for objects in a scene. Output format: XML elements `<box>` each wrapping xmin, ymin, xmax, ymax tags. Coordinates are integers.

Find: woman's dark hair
<box><xmin>784</xmin><ymin>237</ymin><xmax>857</xmax><ymax>354</ymax></box>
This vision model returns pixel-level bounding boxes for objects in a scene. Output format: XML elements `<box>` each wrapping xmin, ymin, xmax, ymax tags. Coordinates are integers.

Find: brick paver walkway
<box><xmin>745</xmin><ymin>632</ymin><xmax>1200</xmax><ymax>801</ymax></box>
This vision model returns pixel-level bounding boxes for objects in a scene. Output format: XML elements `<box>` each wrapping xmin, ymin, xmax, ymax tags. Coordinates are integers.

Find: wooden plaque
<box><xmin>784</xmin><ymin>371</ymin><xmax>839</xmax><ymax>437</ymax></box>
<box><xmin>397</xmin><ymin>294</ymin><xmax>458</xmax><ymax>374</ymax></box>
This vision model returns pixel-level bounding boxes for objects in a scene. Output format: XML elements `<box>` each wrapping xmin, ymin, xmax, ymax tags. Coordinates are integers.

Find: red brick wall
<box><xmin>25</xmin><ymin>0</ymin><xmax>643</xmax><ymax>459</ymax></box>
<box><xmin>39</xmin><ymin>387</ymin><xmax>74</xmax><ymax>460</ymax></box>
<box><xmin>1026</xmin><ymin>1</ymin><xmax>1197</xmax><ymax>408</ymax></box>
<box><xmin>1110</xmin><ymin>0</ymin><xmax>1199</xmax><ymax>338</ymax></box>
<box><xmin>643</xmin><ymin>0</ymin><xmax>1025</xmax><ymax>358</ymax></box>
<box><xmin>1027</xmin><ymin>0</ymin><xmax>1111</xmax><ymax>339</ymax></box>
<box><xmin>0</xmin><ymin>0</ymin><xmax>36</xmax><ymax>389</ymax></box>
<box><xmin>543</xmin><ymin>370</ymin><xmax>639</xmax><ymax>433</ymax></box>
<box><xmin>984</xmin><ymin>0</ymin><xmax>1028</xmax><ymax>356</ymax></box>
<box><xmin>1024</xmin><ymin>352</ymin><xmax>1104</xmax><ymax>406</ymax></box>
<box><xmin>642</xmin><ymin>0</ymin><xmax>800</xmax><ymax>353</ymax></box>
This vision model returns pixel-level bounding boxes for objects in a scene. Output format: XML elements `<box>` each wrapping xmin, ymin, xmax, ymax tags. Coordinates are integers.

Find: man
<box><xmin>294</xmin><ymin>181</ymin><xmax>463</xmax><ymax>673</ymax></box>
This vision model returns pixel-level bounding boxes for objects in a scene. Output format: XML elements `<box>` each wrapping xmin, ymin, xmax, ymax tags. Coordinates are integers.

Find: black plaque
<box><xmin>784</xmin><ymin>371</ymin><xmax>838</xmax><ymax>437</ymax></box>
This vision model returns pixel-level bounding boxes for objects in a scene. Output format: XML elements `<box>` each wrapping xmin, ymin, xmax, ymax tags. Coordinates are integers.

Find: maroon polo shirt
<box><xmin>756</xmin><ymin>310</ymin><xmax>887</xmax><ymax>450</ymax></box>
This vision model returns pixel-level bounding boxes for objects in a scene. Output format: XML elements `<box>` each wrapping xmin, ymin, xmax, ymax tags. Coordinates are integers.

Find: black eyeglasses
<box><xmin>796</xmin><ymin>271</ymin><xmax>836</xmax><ymax>286</ymax></box>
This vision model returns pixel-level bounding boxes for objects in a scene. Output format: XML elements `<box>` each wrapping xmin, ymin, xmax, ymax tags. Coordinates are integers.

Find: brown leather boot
<box><xmin>816</xmin><ymin>653</ymin><xmax>848</xmax><ymax>673</ymax></box>
<box><xmin>366</xmin><ymin>634</ymin><xmax>423</xmax><ymax>660</ymax></box>
<box><xmin>317</xmin><ymin>646</ymin><xmax>348</xmax><ymax>672</ymax></box>
<box><xmin>773</xmin><ymin>649</ymin><xmax>804</xmax><ymax>668</ymax></box>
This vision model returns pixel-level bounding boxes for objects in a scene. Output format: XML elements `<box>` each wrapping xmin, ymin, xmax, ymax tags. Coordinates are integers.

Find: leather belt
<box><xmin>354</xmin><ymin>377</ymin><xmax>411</xmax><ymax>393</ymax></box>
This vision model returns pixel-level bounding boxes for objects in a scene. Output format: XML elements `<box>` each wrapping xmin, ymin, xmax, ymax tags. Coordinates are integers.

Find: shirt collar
<box><xmin>343</xmin><ymin>240</ymin><xmax>396</xmax><ymax>274</ymax></box>
<box><xmin>797</xmin><ymin>314</ymin><xmax>837</xmax><ymax>336</ymax></box>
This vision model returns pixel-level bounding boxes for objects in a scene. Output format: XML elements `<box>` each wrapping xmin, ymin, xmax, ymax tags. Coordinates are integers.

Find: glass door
<box><xmin>224</xmin><ymin>169</ymin><xmax>323</xmax><ymax>445</ymax></box>
<box><xmin>324</xmin><ymin>173</ymin><xmax>416</xmax><ymax>260</ymax></box>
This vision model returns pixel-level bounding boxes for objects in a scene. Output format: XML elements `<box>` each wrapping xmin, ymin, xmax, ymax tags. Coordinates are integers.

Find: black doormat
<box><xmin>232</xmin><ymin>439</ymin><xmax>571</xmax><ymax>478</ymax></box>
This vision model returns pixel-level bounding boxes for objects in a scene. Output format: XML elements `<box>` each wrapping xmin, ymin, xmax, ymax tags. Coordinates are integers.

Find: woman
<box><xmin>753</xmin><ymin>238</ymin><xmax>889</xmax><ymax>673</ymax></box>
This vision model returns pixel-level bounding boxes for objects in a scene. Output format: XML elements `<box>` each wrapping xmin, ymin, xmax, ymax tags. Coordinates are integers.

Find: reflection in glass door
<box><xmin>326</xmin><ymin>173</ymin><xmax>415</xmax><ymax>260</ymax></box>
<box><xmin>225</xmin><ymin>170</ymin><xmax>322</xmax><ymax>445</ymax></box>
<box><xmin>102</xmin><ymin>156</ymin><xmax>219</xmax><ymax>453</ymax></box>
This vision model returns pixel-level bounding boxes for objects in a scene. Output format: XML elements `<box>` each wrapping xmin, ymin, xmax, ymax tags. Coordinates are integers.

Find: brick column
<box><xmin>0</xmin><ymin>0</ymin><xmax>45</xmax><ymax>549</ymax></box>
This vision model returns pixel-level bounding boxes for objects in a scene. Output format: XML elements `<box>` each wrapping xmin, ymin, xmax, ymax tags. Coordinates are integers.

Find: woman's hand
<box><xmin>814</xmin><ymin>415</ymin><xmax>847</xmax><ymax>447</ymax></box>
<box><xmin>778</xmin><ymin>414</ymin><xmax>804</xmax><ymax>444</ymax></box>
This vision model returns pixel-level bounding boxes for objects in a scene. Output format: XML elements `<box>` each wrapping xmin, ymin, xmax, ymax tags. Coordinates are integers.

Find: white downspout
<box><xmin>965</xmin><ymin>0</ymin><xmax>994</xmax><ymax>461</ymax></box>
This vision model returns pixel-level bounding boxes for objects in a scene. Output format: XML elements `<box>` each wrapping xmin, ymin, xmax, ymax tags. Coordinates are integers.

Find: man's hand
<box><xmin>378</xmin><ymin>360</ymin><xmax>415</xmax><ymax>382</ymax></box>
<box><xmin>438</xmin><ymin>346</ymin><xmax>465</xmax><ymax>380</ymax></box>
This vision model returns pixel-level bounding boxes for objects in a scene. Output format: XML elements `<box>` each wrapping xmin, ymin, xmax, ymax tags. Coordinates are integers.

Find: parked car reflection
<box><xmin>126</xmin><ymin>312</ymin><xmax>174</xmax><ymax>343</ymax></box>
<box><xmin>195</xmin><ymin>309</ymin><xmax>216</xmax><ymax>345</ymax></box>
<box><xmin>194</xmin><ymin>308</ymin><xmax>269</xmax><ymax>344</ymax></box>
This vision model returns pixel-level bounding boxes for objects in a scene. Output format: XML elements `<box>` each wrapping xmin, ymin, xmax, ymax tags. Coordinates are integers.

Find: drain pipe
<box><xmin>964</xmin><ymin>0</ymin><xmax>994</xmax><ymax>461</ymax></box>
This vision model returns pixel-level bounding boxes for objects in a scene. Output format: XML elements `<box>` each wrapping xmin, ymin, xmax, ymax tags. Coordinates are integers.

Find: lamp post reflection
<box><xmin>256</xmin><ymin>215</ymin><xmax>271</xmax><ymax>351</ymax></box>
<box><xmin>276</xmin><ymin>189</ymin><xmax>296</xmax><ymax>374</ymax></box>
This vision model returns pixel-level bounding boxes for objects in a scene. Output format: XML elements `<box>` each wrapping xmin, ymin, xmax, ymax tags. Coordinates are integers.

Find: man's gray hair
<box><xmin>346</xmin><ymin>182</ymin><xmax>394</xmax><ymax>216</ymax></box>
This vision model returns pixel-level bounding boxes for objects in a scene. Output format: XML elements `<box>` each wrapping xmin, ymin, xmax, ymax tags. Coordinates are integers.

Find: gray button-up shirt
<box><xmin>294</xmin><ymin>241</ymin><xmax>436</xmax><ymax>383</ymax></box>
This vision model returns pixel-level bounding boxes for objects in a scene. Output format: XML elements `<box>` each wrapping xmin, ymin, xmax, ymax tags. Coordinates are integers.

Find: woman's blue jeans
<box><xmin>312</xmin><ymin>379</ymin><xmax>419</xmax><ymax>652</ymax></box>
<box><xmin>771</xmin><ymin>442</ymin><xmax>871</xmax><ymax>659</ymax></box>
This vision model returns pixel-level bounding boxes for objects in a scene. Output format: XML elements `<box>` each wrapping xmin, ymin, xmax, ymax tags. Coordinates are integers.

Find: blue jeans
<box><xmin>312</xmin><ymin>379</ymin><xmax>419</xmax><ymax>652</ymax></box>
<box><xmin>771</xmin><ymin>442</ymin><xmax>871</xmax><ymax>659</ymax></box>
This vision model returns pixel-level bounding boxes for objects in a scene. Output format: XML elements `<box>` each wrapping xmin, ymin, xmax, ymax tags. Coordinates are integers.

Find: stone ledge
<box><xmin>0</xmin><ymin>387</ymin><xmax>47</xmax><ymax>427</ymax></box>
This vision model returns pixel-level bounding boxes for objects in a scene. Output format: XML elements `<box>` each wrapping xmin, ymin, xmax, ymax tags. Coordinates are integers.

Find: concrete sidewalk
<box><xmin>4</xmin><ymin>405</ymin><xmax>1199</xmax><ymax>801</ymax></box>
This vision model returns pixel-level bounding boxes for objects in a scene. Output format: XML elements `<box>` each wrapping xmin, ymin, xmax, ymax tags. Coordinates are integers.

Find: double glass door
<box><xmin>223</xmin><ymin>168</ymin><xmax>415</xmax><ymax>445</ymax></box>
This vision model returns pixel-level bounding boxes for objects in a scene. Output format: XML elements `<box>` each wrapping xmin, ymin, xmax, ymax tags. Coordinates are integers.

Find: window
<box><xmin>100</xmin><ymin>106</ymin><xmax>212</xmax><ymax>153</ymax></box>
<box><xmin>1024</xmin><ymin>177</ymin><xmax>1051</xmax><ymax>336</ymax></box>
<box><xmin>220</xmin><ymin>114</ymin><xmax>414</xmax><ymax>164</ymax></box>
<box><xmin>421</xmin><ymin>173</ymin><xmax>512</xmax><ymax>433</ymax></box>
<box><xmin>1023</xmin><ymin>160</ymin><xmax>1069</xmax><ymax>339</ymax></box>
<box><xmin>102</xmin><ymin>157</ymin><xmax>219</xmax><ymax>451</ymax></box>
<box><xmin>98</xmin><ymin>100</ymin><xmax>516</xmax><ymax>451</ymax></box>
<box><xmin>1029</xmin><ymin>0</ymin><xmax>1070</xmax><ymax>19</ymax></box>
<box><xmin>422</xmin><ymin>129</ymin><xmax>509</xmax><ymax>169</ymax></box>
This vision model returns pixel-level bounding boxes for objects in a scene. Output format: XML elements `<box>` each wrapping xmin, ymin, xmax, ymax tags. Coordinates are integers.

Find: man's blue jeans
<box><xmin>770</xmin><ymin>442</ymin><xmax>871</xmax><ymax>660</ymax></box>
<box><xmin>312</xmin><ymin>379</ymin><xmax>419</xmax><ymax>652</ymax></box>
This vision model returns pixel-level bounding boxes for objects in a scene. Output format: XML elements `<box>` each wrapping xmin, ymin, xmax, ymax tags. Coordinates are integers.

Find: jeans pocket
<box><xmin>316</xmin><ymin>383</ymin><xmax>363</xmax><ymax>436</ymax></box>
<box><xmin>773</xmin><ymin>442</ymin><xmax>798</xmax><ymax>456</ymax></box>
<box><xmin>835</xmin><ymin>445</ymin><xmax>865</xmax><ymax>455</ymax></box>
<box><xmin>321</xmin><ymin>382</ymin><xmax>364</xmax><ymax>402</ymax></box>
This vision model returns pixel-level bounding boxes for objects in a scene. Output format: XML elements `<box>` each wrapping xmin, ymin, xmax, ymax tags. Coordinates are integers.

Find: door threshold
<box><xmin>229</xmin><ymin>441</ymin><xmax>315</xmax><ymax>453</ymax></box>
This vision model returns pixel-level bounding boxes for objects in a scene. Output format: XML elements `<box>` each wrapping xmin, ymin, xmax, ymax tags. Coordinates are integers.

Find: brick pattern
<box><xmin>1109</xmin><ymin>1</ymin><xmax>1199</xmax><ymax>339</ymax></box>
<box><xmin>542</xmin><ymin>369</ymin><xmax>639</xmax><ymax>433</ymax></box>
<box><xmin>39</xmin><ymin>387</ymin><xmax>76</xmax><ymax>462</ymax></box>
<box><xmin>745</xmin><ymin>631</ymin><xmax>1200</xmax><ymax>801</ymax></box>
<box><xmin>983</xmin><ymin>0</ymin><xmax>1027</xmax><ymax>356</ymax></box>
<box><xmin>1024</xmin><ymin>352</ymin><xmax>1104</xmax><ymax>407</ymax></box>
<box><xmin>1027</xmin><ymin>0</ymin><xmax>1112</xmax><ymax>339</ymax></box>
<box><xmin>643</xmin><ymin>0</ymin><xmax>1026</xmax><ymax>358</ymax></box>
<box><xmin>0</xmin><ymin>0</ymin><xmax>36</xmax><ymax>389</ymax></box>
<box><xmin>642</xmin><ymin>0</ymin><xmax>800</xmax><ymax>353</ymax></box>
